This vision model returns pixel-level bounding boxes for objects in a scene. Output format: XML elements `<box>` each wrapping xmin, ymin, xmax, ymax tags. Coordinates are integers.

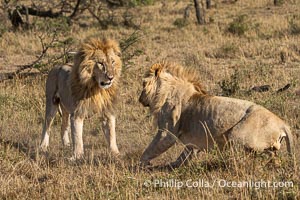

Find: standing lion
<box><xmin>139</xmin><ymin>62</ymin><xmax>294</xmax><ymax>168</ymax></box>
<box><xmin>40</xmin><ymin>38</ymin><xmax>121</xmax><ymax>159</ymax></box>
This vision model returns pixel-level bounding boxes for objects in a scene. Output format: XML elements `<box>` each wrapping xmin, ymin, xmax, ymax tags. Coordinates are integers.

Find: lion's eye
<box><xmin>97</xmin><ymin>62</ymin><xmax>104</xmax><ymax>70</ymax></box>
<box><xmin>111</xmin><ymin>60</ymin><xmax>115</xmax><ymax>66</ymax></box>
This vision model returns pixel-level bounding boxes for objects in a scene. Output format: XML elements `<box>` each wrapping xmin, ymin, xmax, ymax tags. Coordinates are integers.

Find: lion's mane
<box><xmin>144</xmin><ymin>61</ymin><xmax>207</xmax><ymax>115</ymax></box>
<box><xmin>70</xmin><ymin>38</ymin><xmax>122</xmax><ymax>116</ymax></box>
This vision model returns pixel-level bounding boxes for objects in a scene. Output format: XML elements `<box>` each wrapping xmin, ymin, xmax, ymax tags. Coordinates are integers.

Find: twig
<box><xmin>120</xmin><ymin>30</ymin><xmax>142</xmax><ymax>52</ymax></box>
<box><xmin>0</xmin><ymin>32</ymin><xmax>58</xmax><ymax>82</ymax></box>
<box><xmin>69</xmin><ymin>0</ymin><xmax>82</xmax><ymax>19</ymax></box>
<box><xmin>87</xmin><ymin>4</ymin><xmax>109</xmax><ymax>28</ymax></box>
<box><xmin>18</xmin><ymin>5</ymin><xmax>62</xmax><ymax>18</ymax></box>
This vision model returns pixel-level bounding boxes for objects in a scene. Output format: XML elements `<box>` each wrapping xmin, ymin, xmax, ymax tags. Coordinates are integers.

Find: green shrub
<box><xmin>34</xmin><ymin>17</ymin><xmax>71</xmax><ymax>33</ymax></box>
<box><xmin>0</xmin><ymin>24</ymin><xmax>7</xmax><ymax>37</ymax></box>
<box><xmin>218</xmin><ymin>70</ymin><xmax>241</xmax><ymax>96</ymax></box>
<box><xmin>215</xmin><ymin>43</ymin><xmax>238</xmax><ymax>58</ymax></box>
<box><xmin>274</xmin><ymin>0</ymin><xmax>284</xmax><ymax>6</ymax></box>
<box><xmin>227</xmin><ymin>15</ymin><xmax>249</xmax><ymax>36</ymax></box>
<box><xmin>128</xmin><ymin>0</ymin><xmax>154</xmax><ymax>7</ymax></box>
<box><xmin>289</xmin><ymin>19</ymin><xmax>300</xmax><ymax>35</ymax></box>
<box><xmin>173</xmin><ymin>18</ymin><xmax>189</xmax><ymax>28</ymax></box>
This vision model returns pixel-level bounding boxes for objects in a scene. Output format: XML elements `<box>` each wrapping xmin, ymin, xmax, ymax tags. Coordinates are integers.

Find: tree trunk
<box><xmin>193</xmin><ymin>0</ymin><xmax>204</xmax><ymax>25</ymax></box>
<box><xmin>206</xmin><ymin>0</ymin><xmax>211</xmax><ymax>9</ymax></box>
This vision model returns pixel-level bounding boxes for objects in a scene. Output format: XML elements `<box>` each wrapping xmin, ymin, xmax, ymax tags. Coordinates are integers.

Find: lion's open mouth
<box><xmin>99</xmin><ymin>81</ymin><xmax>113</xmax><ymax>89</ymax></box>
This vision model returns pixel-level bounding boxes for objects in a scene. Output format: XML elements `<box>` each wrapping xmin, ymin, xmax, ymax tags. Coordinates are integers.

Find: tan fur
<box><xmin>139</xmin><ymin>62</ymin><xmax>294</xmax><ymax>167</ymax></box>
<box><xmin>40</xmin><ymin>38</ymin><xmax>121</xmax><ymax>159</ymax></box>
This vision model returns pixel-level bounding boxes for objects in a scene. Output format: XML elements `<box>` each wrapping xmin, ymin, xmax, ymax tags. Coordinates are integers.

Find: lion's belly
<box><xmin>178</xmin><ymin>96</ymin><xmax>257</xmax><ymax>149</ymax></box>
<box><xmin>178</xmin><ymin>96</ymin><xmax>287</xmax><ymax>151</ymax></box>
<box><xmin>178</xmin><ymin>121</ymin><xmax>228</xmax><ymax>151</ymax></box>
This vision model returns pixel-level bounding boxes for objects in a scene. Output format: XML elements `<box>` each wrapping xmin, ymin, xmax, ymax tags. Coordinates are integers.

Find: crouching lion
<box><xmin>40</xmin><ymin>38</ymin><xmax>122</xmax><ymax>159</ymax></box>
<box><xmin>139</xmin><ymin>62</ymin><xmax>294</xmax><ymax>168</ymax></box>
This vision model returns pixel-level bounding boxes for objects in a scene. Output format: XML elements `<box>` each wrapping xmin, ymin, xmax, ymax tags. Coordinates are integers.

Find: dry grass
<box><xmin>0</xmin><ymin>0</ymin><xmax>299</xmax><ymax>199</ymax></box>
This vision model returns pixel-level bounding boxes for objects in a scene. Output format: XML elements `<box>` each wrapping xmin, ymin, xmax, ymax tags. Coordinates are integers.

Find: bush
<box><xmin>128</xmin><ymin>0</ymin><xmax>154</xmax><ymax>7</ymax></box>
<box><xmin>227</xmin><ymin>15</ymin><xmax>249</xmax><ymax>36</ymax></box>
<box><xmin>289</xmin><ymin>19</ymin><xmax>300</xmax><ymax>35</ymax></box>
<box><xmin>218</xmin><ymin>70</ymin><xmax>241</xmax><ymax>96</ymax></box>
<box><xmin>274</xmin><ymin>0</ymin><xmax>284</xmax><ymax>6</ymax></box>
<box><xmin>215</xmin><ymin>43</ymin><xmax>238</xmax><ymax>58</ymax></box>
<box><xmin>173</xmin><ymin>18</ymin><xmax>189</xmax><ymax>28</ymax></box>
<box><xmin>0</xmin><ymin>24</ymin><xmax>7</xmax><ymax>37</ymax></box>
<box><xmin>34</xmin><ymin>17</ymin><xmax>71</xmax><ymax>33</ymax></box>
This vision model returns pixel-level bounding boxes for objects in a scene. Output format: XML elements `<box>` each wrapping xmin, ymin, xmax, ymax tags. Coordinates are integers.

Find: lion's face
<box><xmin>75</xmin><ymin>38</ymin><xmax>122</xmax><ymax>90</ymax></box>
<box><xmin>139</xmin><ymin>76</ymin><xmax>158</xmax><ymax>108</ymax></box>
<box><xmin>91</xmin><ymin>51</ymin><xmax>121</xmax><ymax>89</ymax></box>
<box><xmin>139</xmin><ymin>79</ymin><xmax>150</xmax><ymax>107</ymax></box>
<box><xmin>139</xmin><ymin>62</ymin><xmax>207</xmax><ymax>111</ymax></box>
<box><xmin>139</xmin><ymin>64</ymin><xmax>165</xmax><ymax>108</ymax></box>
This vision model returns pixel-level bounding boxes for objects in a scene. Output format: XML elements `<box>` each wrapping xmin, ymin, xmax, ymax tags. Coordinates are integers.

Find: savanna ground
<box><xmin>0</xmin><ymin>0</ymin><xmax>300</xmax><ymax>199</ymax></box>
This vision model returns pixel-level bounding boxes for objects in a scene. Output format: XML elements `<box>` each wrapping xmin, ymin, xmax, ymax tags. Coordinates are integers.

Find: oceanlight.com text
<box><xmin>143</xmin><ymin>179</ymin><xmax>293</xmax><ymax>189</ymax></box>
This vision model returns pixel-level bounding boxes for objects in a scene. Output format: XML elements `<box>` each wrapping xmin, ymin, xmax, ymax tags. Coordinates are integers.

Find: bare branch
<box><xmin>0</xmin><ymin>32</ymin><xmax>58</xmax><ymax>82</ymax></box>
<box><xmin>18</xmin><ymin>5</ymin><xmax>62</xmax><ymax>18</ymax></box>
<box><xmin>69</xmin><ymin>0</ymin><xmax>82</xmax><ymax>19</ymax></box>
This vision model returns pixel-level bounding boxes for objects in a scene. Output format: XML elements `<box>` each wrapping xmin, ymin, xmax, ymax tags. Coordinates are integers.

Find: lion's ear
<box><xmin>74</xmin><ymin>51</ymin><xmax>85</xmax><ymax>66</ymax></box>
<box><xmin>107</xmin><ymin>39</ymin><xmax>121</xmax><ymax>57</ymax></box>
<box><xmin>150</xmin><ymin>63</ymin><xmax>163</xmax><ymax>77</ymax></box>
<box><xmin>155</xmin><ymin>68</ymin><xmax>162</xmax><ymax>77</ymax></box>
<box><xmin>113</xmin><ymin>45</ymin><xmax>121</xmax><ymax>57</ymax></box>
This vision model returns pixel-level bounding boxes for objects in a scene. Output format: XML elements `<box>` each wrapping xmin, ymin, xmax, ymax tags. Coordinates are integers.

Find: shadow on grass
<box><xmin>0</xmin><ymin>137</ymin><xmax>71</xmax><ymax>168</ymax></box>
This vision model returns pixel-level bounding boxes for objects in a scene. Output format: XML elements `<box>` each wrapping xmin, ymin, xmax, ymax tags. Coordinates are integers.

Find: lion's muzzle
<box><xmin>100</xmin><ymin>80</ymin><xmax>113</xmax><ymax>89</ymax></box>
<box><xmin>99</xmin><ymin>74</ymin><xmax>114</xmax><ymax>89</ymax></box>
<box><xmin>139</xmin><ymin>90</ymin><xmax>150</xmax><ymax>107</ymax></box>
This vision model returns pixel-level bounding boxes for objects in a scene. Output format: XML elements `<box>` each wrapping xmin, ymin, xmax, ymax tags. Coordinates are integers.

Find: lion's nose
<box><xmin>106</xmin><ymin>74</ymin><xmax>114</xmax><ymax>81</ymax></box>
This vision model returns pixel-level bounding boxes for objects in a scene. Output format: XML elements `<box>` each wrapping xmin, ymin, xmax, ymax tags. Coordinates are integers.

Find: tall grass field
<box><xmin>0</xmin><ymin>0</ymin><xmax>299</xmax><ymax>199</ymax></box>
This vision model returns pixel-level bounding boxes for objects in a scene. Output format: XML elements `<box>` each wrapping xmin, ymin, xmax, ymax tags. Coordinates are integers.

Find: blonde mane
<box><xmin>70</xmin><ymin>38</ymin><xmax>121</xmax><ymax>116</ymax></box>
<box><xmin>146</xmin><ymin>61</ymin><xmax>207</xmax><ymax>94</ymax></box>
<box><xmin>145</xmin><ymin>62</ymin><xmax>207</xmax><ymax>115</ymax></box>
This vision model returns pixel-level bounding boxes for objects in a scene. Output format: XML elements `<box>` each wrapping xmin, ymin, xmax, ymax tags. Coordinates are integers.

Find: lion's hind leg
<box><xmin>228</xmin><ymin>108</ymin><xmax>286</xmax><ymax>153</ymax></box>
<box><xmin>40</xmin><ymin>96</ymin><xmax>59</xmax><ymax>151</ymax></box>
<box><xmin>60</xmin><ymin>106</ymin><xmax>71</xmax><ymax>147</ymax></box>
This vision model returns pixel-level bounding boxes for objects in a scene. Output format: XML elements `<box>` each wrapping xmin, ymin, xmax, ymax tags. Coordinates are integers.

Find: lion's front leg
<box><xmin>169</xmin><ymin>146</ymin><xmax>194</xmax><ymax>168</ymax></box>
<box><xmin>140</xmin><ymin>130</ymin><xmax>176</xmax><ymax>165</ymax></box>
<box><xmin>102</xmin><ymin>112</ymin><xmax>120</xmax><ymax>155</ymax></box>
<box><xmin>70</xmin><ymin>114</ymin><xmax>84</xmax><ymax>159</ymax></box>
<box><xmin>140</xmin><ymin>102</ymin><xmax>180</xmax><ymax>166</ymax></box>
<box><xmin>40</xmin><ymin>100</ymin><xmax>59</xmax><ymax>151</ymax></box>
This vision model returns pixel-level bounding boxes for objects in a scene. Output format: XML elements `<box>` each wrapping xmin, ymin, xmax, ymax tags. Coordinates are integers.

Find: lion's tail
<box><xmin>283</xmin><ymin>125</ymin><xmax>296</xmax><ymax>169</ymax></box>
<box><xmin>283</xmin><ymin>125</ymin><xmax>294</xmax><ymax>156</ymax></box>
